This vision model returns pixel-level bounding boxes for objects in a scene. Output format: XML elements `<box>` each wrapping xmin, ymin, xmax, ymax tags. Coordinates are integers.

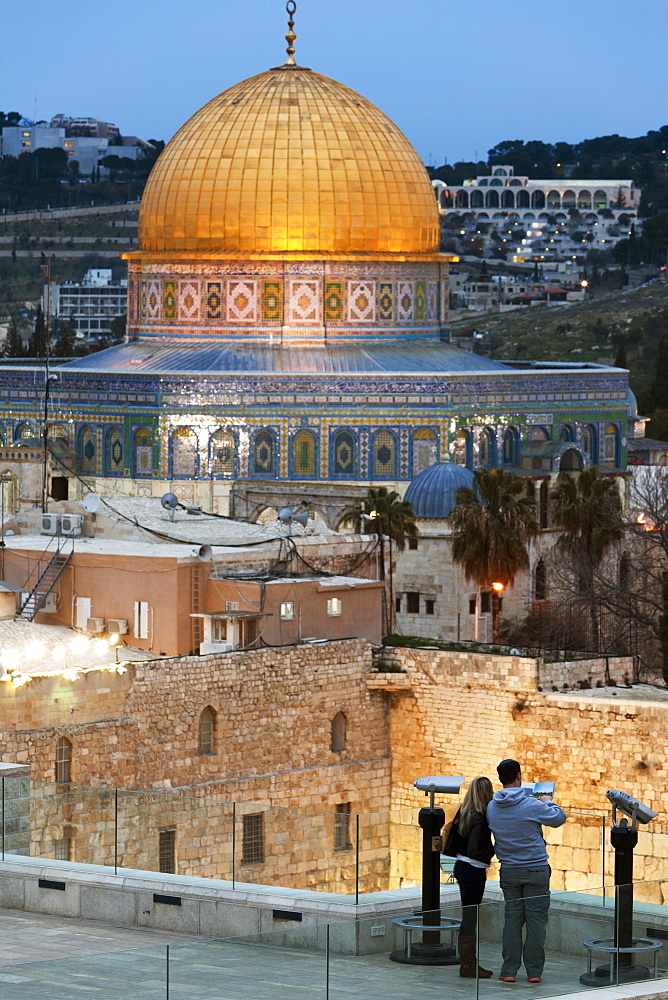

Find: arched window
<box><xmin>331</xmin><ymin>711</ymin><xmax>347</xmax><ymax>752</ymax></box>
<box><xmin>471</xmin><ymin>190</ymin><xmax>484</xmax><ymax>208</ymax></box>
<box><xmin>15</xmin><ymin>422</ymin><xmax>37</xmax><ymax>443</ymax></box>
<box><xmin>0</xmin><ymin>426</ymin><xmax>5</xmax><ymax>446</ymax></box>
<box><xmin>55</xmin><ymin>736</ymin><xmax>72</xmax><ymax>784</ymax></box>
<box><xmin>582</xmin><ymin>424</ymin><xmax>597</xmax><ymax>462</ymax></box>
<box><xmin>527</xmin><ymin>426</ymin><xmax>549</xmax><ymax>443</ymax></box>
<box><xmin>593</xmin><ymin>189</ymin><xmax>607</xmax><ymax>210</ymax></box>
<box><xmin>478</xmin><ymin>427</ymin><xmax>496</xmax><ymax>467</ymax></box>
<box><xmin>559</xmin><ymin>424</ymin><xmax>575</xmax><ymax>443</ymax></box>
<box><xmin>562</xmin><ymin>190</ymin><xmax>576</xmax><ymax>208</ymax></box>
<box><xmin>516</xmin><ymin>190</ymin><xmax>530</xmax><ymax>208</ymax></box>
<box><xmin>535</xmin><ymin>559</ymin><xmax>547</xmax><ymax>601</ymax></box>
<box><xmin>251</xmin><ymin>429</ymin><xmax>278</xmax><ymax>478</ymax></box>
<box><xmin>47</xmin><ymin>423</ymin><xmax>70</xmax><ymax>458</ymax></box>
<box><xmin>291</xmin><ymin>429</ymin><xmax>317</xmax><ymax>478</ymax></box>
<box><xmin>104</xmin><ymin>426</ymin><xmax>124</xmax><ymax>476</ymax></box>
<box><xmin>546</xmin><ymin>189</ymin><xmax>561</xmax><ymax>209</ymax></box>
<box><xmin>210</xmin><ymin>429</ymin><xmax>237</xmax><ymax>478</ymax></box>
<box><xmin>456</xmin><ymin>190</ymin><xmax>469</xmax><ymax>209</ymax></box>
<box><xmin>454</xmin><ymin>429</ymin><xmax>472</xmax><ymax>468</ymax></box>
<box><xmin>485</xmin><ymin>190</ymin><xmax>499</xmax><ymax>208</ymax></box>
<box><xmin>411</xmin><ymin>428</ymin><xmax>437</xmax><ymax>476</ymax></box>
<box><xmin>371</xmin><ymin>430</ymin><xmax>397</xmax><ymax>478</ymax></box>
<box><xmin>503</xmin><ymin>428</ymin><xmax>519</xmax><ymax>466</ymax></box>
<box><xmin>604</xmin><ymin>423</ymin><xmax>619</xmax><ymax>466</ymax></box>
<box><xmin>77</xmin><ymin>425</ymin><xmax>97</xmax><ymax>474</ymax></box>
<box><xmin>619</xmin><ymin>553</ymin><xmax>630</xmax><ymax>591</ymax></box>
<box><xmin>133</xmin><ymin>427</ymin><xmax>153</xmax><ymax>477</ymax></box>
<box><xmin>331</xmin><ymin>429</ymin><xmax>356</xmax><ymax>478</ymax></box>
<box><xmin>578</xmin><ymin>190</ymin><xmax>592</xmax><ymax>209</ymax></box>
<box><xmin>170</xmin><ymin>427</ymin><xmax>198</xmax><ymax>478</ymax></box>
<box><xmin>198</xmin><ymin>707</ymin><xmax>215</xmax><ymax>756</ymax></box>
<box><xmin>501</xmin><ymin>190</ymin><xmax>515</xmax><ymax>208</ymax></box>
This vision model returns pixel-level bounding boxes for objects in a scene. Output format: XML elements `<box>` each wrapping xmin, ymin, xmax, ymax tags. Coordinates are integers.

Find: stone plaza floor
<box><xmin>0</xmin><ymin>907</ymin><xmax>666</xmax><ymax>1000</ymax></box>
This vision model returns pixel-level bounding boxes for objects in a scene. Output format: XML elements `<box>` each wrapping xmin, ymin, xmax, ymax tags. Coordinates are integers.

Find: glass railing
<box><xmin>0</xmin><ymin>882</ymin><xmax>665</xmax><ymax>998</ymax></box>
<box><xmin>3</xmin><ymin>775</ymin><xmax>666</xmax><ymax>900</ymax></box>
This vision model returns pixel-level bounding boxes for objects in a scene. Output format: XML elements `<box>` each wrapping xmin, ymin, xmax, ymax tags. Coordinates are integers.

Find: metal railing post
<box><xmin>355</xmin><ymin>814</ymin><xmax>360</xmax><ymax>905</ymax></box>
<box><xmin>114</xmin><ymin>788</ymin><xmax>118</xmax><ymax>874</ymax></box>
<box><xmin>232</xmin><ymin>801</ymin><xmax>236</xmax><ymax>889</ymax></box>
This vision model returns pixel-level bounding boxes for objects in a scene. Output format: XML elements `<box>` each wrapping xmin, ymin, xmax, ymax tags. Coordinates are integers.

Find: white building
<box><xmin>44</xmin><ymin>269</ymin><xmax>127</xmax><ymax>339</ymax></box>
<box><xmin>434</xmin><ymin>165</ymin><xmax>640</xmax><ymax>228</ymax></box>
<box><xmin>1</xmin><ymin>125</ymin><xmax>148</xmax><ymax>177</ymax></box>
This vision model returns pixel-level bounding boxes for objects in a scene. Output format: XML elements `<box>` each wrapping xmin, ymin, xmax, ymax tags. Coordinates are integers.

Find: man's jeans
<box><xmin>499</xmin><ymin>864</ymin><xmax>551</xmax><ymax>978</ymax></box>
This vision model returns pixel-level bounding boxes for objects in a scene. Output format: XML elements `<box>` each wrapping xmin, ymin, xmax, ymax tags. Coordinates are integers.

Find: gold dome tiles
<box><xmin>138</xmin><ymin>67</ymin><xmax>439</xmax><ymax>256</ymax></box>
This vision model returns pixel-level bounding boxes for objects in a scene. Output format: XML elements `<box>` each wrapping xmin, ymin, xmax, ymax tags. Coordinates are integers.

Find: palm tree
<box><xmin>450</xmin><ymin>469</ymin><xmax>539</xmax><ymax>642</ymax></box>
<box><xmin>345</xmin><ymin>487</ymin><xmax>418</xmax><ymax>636</ymax></box>
<box><xmin>551</xmin><ymin>467</ymin><xmax>624</xmax><ymax>649</ymax></box>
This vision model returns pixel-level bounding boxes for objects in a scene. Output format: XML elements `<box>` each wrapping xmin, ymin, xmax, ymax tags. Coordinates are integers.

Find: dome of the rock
<box><xmin>138</xmin><ymin>66</ymin><xmax>440</xmax><ymax>257</ymax></box>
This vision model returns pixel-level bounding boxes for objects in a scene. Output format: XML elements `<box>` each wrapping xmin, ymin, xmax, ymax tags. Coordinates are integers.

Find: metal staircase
<box><xmin>18</xmin><ymin>534</ymin><xmax>73</xmax><ymax>621</ymax></box>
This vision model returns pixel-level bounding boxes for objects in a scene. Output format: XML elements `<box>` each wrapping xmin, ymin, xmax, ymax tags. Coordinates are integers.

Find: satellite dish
<box><xmin>82</xmin><ymin>493</ymin><xmax>101</xmax><ymax>514</ymax></box>
<box><xmin>196</xmin><ymin>544</ymin><xmax>213</xmax><ymax>562</ymax></box>
<box><xmin>161</xmin><ymin>493</ymin><xmax>179</xmax><ymax>522</ymax></box>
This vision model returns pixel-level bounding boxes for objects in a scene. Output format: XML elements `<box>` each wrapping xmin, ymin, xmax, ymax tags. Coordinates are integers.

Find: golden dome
<box><xmin>138</xmin><ymin>66</ymin><xmax>439</xmax><ymax>257</ymax></box>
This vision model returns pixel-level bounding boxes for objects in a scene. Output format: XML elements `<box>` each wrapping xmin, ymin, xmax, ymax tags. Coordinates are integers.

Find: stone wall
<box><xmin>1</xmin><ymin>640</ymin><xmax>391</xmax><ymax>893</ymax></box>
<box><xmin>375</xmin><ymin>647</ymin><xmax>668</xmax><ymax>900</ymax></box>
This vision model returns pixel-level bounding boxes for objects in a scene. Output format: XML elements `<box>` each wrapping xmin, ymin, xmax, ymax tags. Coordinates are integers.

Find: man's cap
<box><xmin>497</xmin><ymin>758</ymin><xmax>521</xmax><ymax>784</ymax></box>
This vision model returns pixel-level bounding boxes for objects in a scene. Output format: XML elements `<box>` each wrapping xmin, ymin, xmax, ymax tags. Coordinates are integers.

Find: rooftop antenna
<box><xmin>284</xmin><ymin>1</ymin><xmax>297</xmax><ymax>65</ymax></box>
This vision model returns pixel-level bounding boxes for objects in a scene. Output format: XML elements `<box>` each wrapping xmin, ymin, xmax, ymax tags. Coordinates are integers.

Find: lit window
<box><xmin>242</xmin><ymin>814</ymin><xmax>264</xmax><ymax>864</ymax></box>
<box><xmin>280</xmin><ymin>601</ymin><xmax>294</xmax><ymax>620</ymax></box>
<box><xmin>327</xmin><ymin>597</ymin><xmax>342</xmax><ymax>616</ymax></box>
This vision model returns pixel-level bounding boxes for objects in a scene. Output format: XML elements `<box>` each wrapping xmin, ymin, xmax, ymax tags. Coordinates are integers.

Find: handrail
<box><xmin>17</xmin><ymin>534</ymin><xmax>74</xmax><ymax>617</ymax></box>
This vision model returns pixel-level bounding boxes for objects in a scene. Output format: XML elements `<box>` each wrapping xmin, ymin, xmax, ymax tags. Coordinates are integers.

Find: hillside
<box><xmin>453</xmin><ymin>280</ymin><xmax>668</xmax><ymax>394</ymax></box>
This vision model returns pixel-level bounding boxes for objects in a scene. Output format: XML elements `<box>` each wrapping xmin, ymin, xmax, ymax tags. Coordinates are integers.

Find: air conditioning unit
<box><xmin>86</xmin><ymin>617</ymin><xmax>106</xmax><ymax>634</ymax></box>
<box><xmin>225</xmin><ymin>601</ymin><xmax>239</xmax><ymax>611</ymax></box>
<box><xmin>61</xmin><ymin>514</ymin><xmax>83</xmax><ymax>536</ymax></box>
<box><xmin>107</xmin><ymin>618</ymin><xmax>128</xmax><ymax>635</ymax></box>
<box><xmin>41</xmin><ymin>513</ymin><xmax>60</xmax><ymax>535</ymax></box>
<box><xmin>200</xmin><ymin>641</ymin><xmax>232</xmax><ymax>655</ymax></box>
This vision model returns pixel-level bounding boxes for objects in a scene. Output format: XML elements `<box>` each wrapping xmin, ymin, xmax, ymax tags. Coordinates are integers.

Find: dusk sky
<box><xmin>4</xmin><ymin>0</ymin><xmax>666</xmax><ymax>166</ymax></box>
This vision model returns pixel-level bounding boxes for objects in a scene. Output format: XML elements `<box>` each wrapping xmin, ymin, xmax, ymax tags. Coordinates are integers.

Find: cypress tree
<box><xmin>651</xmin><ymin>338</ymin><xmax>668</xmax><ymax>411</ymax></box>
<box><xmin>30</xmin><ymin>305</ymin><xmax>47</xmax><ymax>357</ymax></box>
<box><xmin>4</xmin><ymin>320</ymin><xmax>24</xmax><ymax>358</ymax></box>
<box><xmin>614</xmin><ymin>336</ymin><xmax>627</xmax><ymax>368</ymax></box>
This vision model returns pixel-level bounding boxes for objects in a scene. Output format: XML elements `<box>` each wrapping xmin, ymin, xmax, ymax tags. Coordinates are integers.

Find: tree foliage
<box><xmin>449</xmin><ymin>468</ymin><xmax>538</xmax><ymax>640</ymax></box>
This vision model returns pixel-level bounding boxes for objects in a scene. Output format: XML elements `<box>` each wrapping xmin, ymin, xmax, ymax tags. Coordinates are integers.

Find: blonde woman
<box><xmin>451</xmin><ymin>776</ymin><xmax>495</xmax><ymax>978</ymax></box>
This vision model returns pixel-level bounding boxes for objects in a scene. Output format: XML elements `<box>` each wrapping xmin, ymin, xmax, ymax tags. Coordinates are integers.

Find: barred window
<box><xmin>327</xmin><ymin>597</ymin><xmax>342</xmax><ymax>616</ymax></box>
<box><xmin>331</xmin><ymin>430</ymin><xmax>356</xmax><ymax>477</ymax></box>
<box><xmin>371</xmin><ymin>430</ymin><xmax>397</xmax><ymax>478</ymax></box>
<box><xmin>198</xmin><ymin>707</ymin><xmax>215</xmax><ymax>756</ymax></box>
<box><xmin>242</xmin><ymin>814</ymin><xmax>264</xmax><ymax>865</ymax></box>
<box><xmin>159</xmin><ymin>829</ymin><xmax>176</xmax><ymax>874</ymax></box>
<box><xmin>406</xmin><ymin>592</ymin><xmax>420</xmax><ymax>614</ymax></box>
<box><xmin>78</xmin><ymin>425</ymin><xmax>96</xmax><ymax>474</ymax></box>
<box><xmin>105</xmin><ymin>426</ymin><xmax>124</xmax><ymax>476</ymax></box>
<box><xmin>252</xmin><ymin>430</ymin><xmax>277</xmax><ymax>478</ymax></box>
<box><xmin>55</xmin><ymin>737</ymin><xmax>72</xmax><ymax>784</ymax></box>
<box><xmin>54</xmin><ymin>837</ymin><xmax>71</xmax><ymax>861</ymax></box>
<box><xmin>334</xmin><ymin>803</ymin><xmax>353</xmax><ymax>851</ymax></box>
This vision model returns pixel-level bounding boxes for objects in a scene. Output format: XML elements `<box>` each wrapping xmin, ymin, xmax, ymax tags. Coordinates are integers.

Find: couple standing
<box><xmin>451</xmin><ymin>758</ymin><xmax>566</xmax><ymax>982</ymax></box>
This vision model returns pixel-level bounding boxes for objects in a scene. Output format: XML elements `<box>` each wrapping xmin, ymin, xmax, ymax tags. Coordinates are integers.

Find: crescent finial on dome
<box><xmin>284</xmin><ymin>1</ymin><xmax>297</xmax><ymax>66</ymax></box>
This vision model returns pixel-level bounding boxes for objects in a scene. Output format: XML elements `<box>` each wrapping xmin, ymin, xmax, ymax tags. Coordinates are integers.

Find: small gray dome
<box><xmin>404</xmin><ymin>462</ymin><xmax>475</xmax><ymax>519</ymax></box>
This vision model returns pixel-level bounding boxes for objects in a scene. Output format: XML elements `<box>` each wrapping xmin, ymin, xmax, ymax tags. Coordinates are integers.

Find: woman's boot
<box><xmin>458</xmin><ymin>935</ymin><xmax>493</xmax><ymax>978</ymax></box>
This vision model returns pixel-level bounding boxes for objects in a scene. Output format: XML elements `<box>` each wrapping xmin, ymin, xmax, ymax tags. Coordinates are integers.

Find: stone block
<box><xmin>199</xmin><ymin>900</ymin><xmax>261</xmax><ymax>938</ymax></box>
<box><xmin>80</xmin><ymin>885</ymin><xmax>137</xmax><ymax>925</ymax></box>
<box><xmin>25</xmin><ymin>879</ymin><xmax>80</xmax><ymax>918</ymax></box>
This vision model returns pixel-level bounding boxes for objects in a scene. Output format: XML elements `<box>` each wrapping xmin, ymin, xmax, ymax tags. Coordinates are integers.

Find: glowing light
<box><xmin>71</xmin><ymin>636</ymin><xmax>89</xmax><ymax>654</ymax></box>
<box><xmin>51</xmin><ymin>645</ymin><xmax>66</xmax><ymax>662</ymax></box>
<box><xmin>12</xmin><ymin>673</ymin><xmax>29</xmax><ymax>688</ymax></box>
<box><xmin>62</xmin><ymin>668</ymin><xmax>80</xmax><ymax>681</ymax></box>
<box><xmin>116</xmin><ymin>664</ymin><xmax>127</xmax><ymax>675</ymax></box>
<box><xmin>108</xmin><ymin>633</ymin><xmax>120</xmax><ymax>646</ymax></box>
<box><xmin>25</xmin><ymin>642</ymin><xmax>46</xmax><ymax>660</ymax></box>
<box><xmin>93</xmin><ymin>639</ymin><xmax>109</xmax><ymax>656</ymax></box>
<box><xmin>491</xmin><ymin>581</ymin><xmax>505</xmax><ymax>592</ymax></box>
<box><xmin>1</xmin><ymin>649</ymin><xmax>20</xmax><ymax>671</ymax></box>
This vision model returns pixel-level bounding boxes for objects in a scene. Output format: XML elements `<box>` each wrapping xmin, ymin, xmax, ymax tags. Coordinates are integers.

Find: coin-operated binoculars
<box><xmin>580</xmin><ymin>790</ymin><xmax>658</xmax><ymax>988</ymax></box>
<box><xmin>390</xmin><ymin>776</ymin><xmax>465</xmax><ymax>966</ymax></box>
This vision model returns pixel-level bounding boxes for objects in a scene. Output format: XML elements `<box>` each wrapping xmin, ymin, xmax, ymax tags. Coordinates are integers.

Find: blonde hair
<box><xmin>458</xmin><ymin>776</ymin><xmax>494</xmax><ymax>836</ymax></box>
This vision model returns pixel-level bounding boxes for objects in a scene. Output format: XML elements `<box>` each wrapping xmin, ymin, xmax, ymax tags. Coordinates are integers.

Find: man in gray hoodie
<box><xmin>486</xmin><ymin>758</ymin><xmax>566</xmax><ymax>983</ymax></box>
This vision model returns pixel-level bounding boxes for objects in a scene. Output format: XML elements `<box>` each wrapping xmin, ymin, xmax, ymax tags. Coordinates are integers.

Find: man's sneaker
<box><xmin>499</xmin><ymin>975</ymin><xmax>516</xmax><ymax>982</ymax></box>
<box><xmin>527</xmin><ymin>976</ymin><xmax>542</xmax><ymax>983</ymax></box>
